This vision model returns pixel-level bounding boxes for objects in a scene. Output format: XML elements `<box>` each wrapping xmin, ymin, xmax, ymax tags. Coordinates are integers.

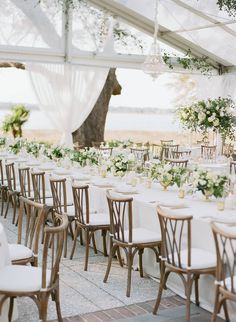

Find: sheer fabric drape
<box><xmin>27</xmin><ymin>63</ymin><xmax>109</xmax><ymax>147</ymax></box>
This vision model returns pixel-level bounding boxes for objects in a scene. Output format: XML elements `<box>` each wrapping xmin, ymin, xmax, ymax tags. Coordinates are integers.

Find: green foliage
<box><xmin>2</xmin><ymin>105</ymin><xmax>30</xmax><ymax>138</ymax></box>
<box><xmin>163</xmin><ymin>50</ymin><xmax>213</xmax><ymax>76</ymax></box>
<box><xmin>177</xmin><ymin>97</ymin><xmax>236</xmax><ymax>140</ymax></box>
<box><xmin>216</xmin><ymin>0</ymin><xmax>236</xmax><ymax>16</ymax></box>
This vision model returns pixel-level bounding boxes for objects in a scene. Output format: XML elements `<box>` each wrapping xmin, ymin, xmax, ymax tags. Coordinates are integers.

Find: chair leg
<box><xmin>185</xmin><ymin>273</ymin><xmax>193</xmax><ymax>322</ymax></box>
<box><xmin>79</xmin><ymin>228</ymin><xmax>83</xmax><ymax>245</ymax></box>
<box><xmin>55</xmin><ymin>287</ymin><xmax>63</xmax><ymax>322</ymax></box>
<box><xmin>84</xmin><ymin>229</ymin><xmax>90</xmax><ymax>271</ymax></box>
<box><xmin>103</xmin><ymin>240</ymin><xmax>116</xmax><ymax>283</ymax></box>
<box><xmin>70</xmin><ymin>225</ymin><xmax>80</xmax><ymax>260</ymax></box>
<box><xmin>222</xmin><ymin>299</ymin><xmax>230</xmax><ymax>322</ymax></box>
<box><xmin>153</xmin><ymin>261</ymin><xmax>166</xmax><ymax>314</ymax></box>
<box><xmin>63</xmin><ymin>229</ymin><xmax>68</xmax><ymax>258</ymax></box>
<box><xmin>102</xmin><ymin>229</ymin><xmax>108</xmax><ymax>257</ymax></box>
<box><xmin>211</xmin><ymin>286</ymin><xmax>220</xmax><ymax>322</ymax></box>
<box><xmin>8</xmin><ymin>297</ymin><xmax>14</xmax><ymax>322</ymax></box>
<box><xmin>39</xmin><ymin>293</ymin><xmax>49</xmax><ymax>322</ymax></box>
<box><xmin>138</xmin><ymin>248</ymin><xmax>144</xmax><ymax>278</ymax></box>
<box><xmin>126</xmin><ymin>246</ymin><xmax>133</xmax><ymax>297</ymax></box>
<box><xmin>68</xmin><ymin>220</ymin><xmax>74</xmax><ymax>240</ymax></box>
<box><xmin>91</xmin><ymin>232</ymin><xmax>97</xmax><ymax>254</ymax></box>
<box><xmin>0</xmin><ymin>188</ymin><xmax>5</xmax><ymax>216</ymax></box>
<box><xmin>4</xmin><ymin>193</ymin><xmax>10</xmax><ymax>218</ymax></box>
<box><xmin>116</xmin><ymin>247</ymin><xmax>123</xmax><ymax>267</ymax></box>
<box><xmin>194</xmin><ymin>274</ymin><xmax>200</xmax><ymax>306</ymax></box>
<box><xmin>12</xmin><ymin>194</ymin><xmax>17</xmax><ymax>224</ymax></box>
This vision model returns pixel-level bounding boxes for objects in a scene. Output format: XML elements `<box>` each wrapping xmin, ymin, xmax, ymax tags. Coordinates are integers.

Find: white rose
<box><xmin>213</xmin><ymin>119</ymin><xmax>219</xmax><ymax>126</ymax></box>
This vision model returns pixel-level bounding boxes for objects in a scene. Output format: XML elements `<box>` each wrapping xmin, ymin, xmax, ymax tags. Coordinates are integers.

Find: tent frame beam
<box><xmin>88</xmin><ymin>0</ymin><xmax>232</xmax><ymax>69</ymax></box>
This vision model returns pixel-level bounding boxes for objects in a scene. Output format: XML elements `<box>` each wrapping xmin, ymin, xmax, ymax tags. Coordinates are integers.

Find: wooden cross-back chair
<box><xmin>223</xmin><ymin>143</ymin><xmax>234</xmax><ymax>158</ymax></box>
<box><xmin>0</xmin><ymin>159</ymin><xmax>8</xmax><ymax>217</ymax></box>
<box><xmin>172</xmin><ymin>150</ymin><xmax>191</xmax><ymax>159</ymax></box>
<box><xmin>0</xmin><ymin>213</ymin><xmax>68</xmax><ymax>322</ymax></box>
<box><xmin>4</xmin><ymin>162</ymin><xmax>20</xmax><ymax>224</ymax></box>
<box><xmin>130</xmin><ymin>147</ymin><xmax>149</xmax><ymax>164</ymax></box>
<box><xmin>9</xmin><ymin>196</ymin><xmax>47</xmax><ymax>267</ymax></box>
<box><xmin>99</xmin><ymin>146</ymin><xmax>113</xmax><ymax>157</ymax></box>
<box><xmin>70</xmin><ymin>184</ymin><xmax>110</xmax><ymax>270</ymax></box>
<box><xmin>104</xmin><ymin>191</ymin><xmax>161</xmax><ymax>297</ymax></box>
<box><xmin>50</xmin><ymin>177</ymin><xmax>74</xmax><ymax>257</ymax></box>
<box><xmin>201</xmin><ymin>145</ymin><xmax>216</xmax><ymax>160</ymax></box>
<box><xmin>153</xmin><ymin>207</ymin><xmax>216</xmax><ymax>322</ymax></box>
<box><xmin>149</xmin><ymin>144</ymin><xmax>163</xmax><ymax>160</ymax></box>
<box><xmin>165</xmin><ymin>159</ymin><xmax>189</xmax><ymax>168</ymax></box>
<box><xmin>230</xmin><ymin>161</ymin><xmax>236</xmax><ymax>175</ymax></box>
<box><xmin>211</xmin><ymin>222</ymin><xmax>236</xmax><ymax>322</ymax></box>
<box><xmin>162</xmin><ymin>144</ymin><xmax>179</xmax><ymax>160</ymax></box>
<box><xmin>18</xmin><ymin>167</ymin><xmax>32</xmax><ymax>199</ymax></box>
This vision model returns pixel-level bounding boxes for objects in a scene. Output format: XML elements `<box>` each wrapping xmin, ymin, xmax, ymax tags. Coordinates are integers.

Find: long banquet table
<box><xmin>42</xmin><ymin>163</ymin><xmax>236</xmax><ymax>320</ymax></box>
<box><xmin>1</xmin><ymin>153</ymin><xmax>236</xmax><ymax>319</ymax></box>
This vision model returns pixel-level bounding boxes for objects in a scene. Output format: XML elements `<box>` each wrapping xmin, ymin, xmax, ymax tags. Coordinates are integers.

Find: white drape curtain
<box><xmin>26</xmin><ymin>63</ymin><xmax>109</xmax><ymax>147</ymax></box>
<box><xmin>191</xmin><ymin>74</ymin><xmax>236</xmax><ymax>102</ymax></box>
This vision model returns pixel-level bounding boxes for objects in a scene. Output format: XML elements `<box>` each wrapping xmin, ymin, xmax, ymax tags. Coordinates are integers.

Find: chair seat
<box><xmin>66</xmin><ymin>206</ymin><xmax>98</xmax><ymax>218</ymax></box>
<box><xmin>8</xmin><ymin>243</ymin><xmax>33</xmax><ymax>262</ymax></box>
<box><xmin>173</xmin><ymin>248</ymin><xmax>216</xmax><ymax>270</ymax></box>
<box><xmin>124</xmin><ymin>228</ymin><xmax>161</xmax><ymax>244</ymax></box>
<box><xmin>0</xmin><ymin>265</ymin><xmax>51</xmax><ymax>292</ymax></box>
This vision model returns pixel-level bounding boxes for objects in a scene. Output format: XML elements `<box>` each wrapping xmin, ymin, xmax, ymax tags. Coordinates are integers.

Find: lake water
<box><xmin>0</xmin><ymin>109</ymin><xmax>182</xmax><ymax>132</ymax></box>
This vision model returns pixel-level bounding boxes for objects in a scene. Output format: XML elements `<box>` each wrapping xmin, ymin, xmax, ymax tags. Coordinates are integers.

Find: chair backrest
<box><xmin>31</xmin><ymin>171</ymin><xmax>47</xmax><ymax>204</ymax></box>
<box><xmin>106</xmin><ymin>191</ymin><xmax>133</xmax><ymax>243</ymax></box>
<box><xmin>166</xmin><ymin>159</ymin><xmax>188</xmax><ymax>168</ymax></box>
<box><xmin>201</xmin><ymin>145</ymin><xmax>216</xmax><ymax>159</ymax></box>
<box><xmin>18</xmin><ymin>167</ymin><xmax>31</xmax><ymax>198</ymax></box>
<box><xmin>149</xmin><ymin>144</ymin><xmax>163</xmax><ymax>160</ymax></box>
<box><xmin>5</xmin><ymin>162</ymin><xmax>17</xmax><ymax>191</ymax></box>
<box><xmin>230</xmin><ymin>161</ymin><xmax>236</xmax><ymax>175</ymax></box>
<box><xmin>130</xmin><ymin>148</ymin><xmax>149</xmax><ymax>163</ymax></box>
<box><xmin>161</xmin><ymin>140</ymin><xmax>174</xmax><ymax>145</ymax></box>
<box><xmin>50</xmin><ymin>177</ymin><xmax>68</xmax><ymax>214</ymax></box>
<box><xmin>17</xmin><ymin>196</ymin><xmax>47</xmax><ymax>266</ymax></box>
<box><xmin>157</xmin><ymin>206</ymin><xmax>192</xmax><ymax>269</ymax></box>
<box><xmin>172</xmin><ymin>150</ymin><xmax>191</xmax><ymax>159</ymax></box>
<box><xmin>162</xmin><ymin>144</ymin><xmax>179</xmax><ymax>159</ymax></box>
<box><xmin>211</xmin><ymin>222</ymin><xmax>236</xmax><ymax>294</ymax></box>
<box><xmin>0</xmin><ymin>159</ymin><xmax>4</xmax><ymax>185</ymax></box>
<box><xmin>99</xmin><ymin>147</ymin><xmax>113</xmax><ymax>157</ymax></box>
<box><xmin>41</xmin><ymin>213</ymin><xmax>68</xmax><ymax>290</ymax></box>
<box><xmin>223</xmin><ymin>143</ymin><xmax>234</xmax><ymax>158</ymax></box>
<box><xmin>72</xmin><ymin>184</ymin><xmax>89</xmax><ymax>225</ymax></box>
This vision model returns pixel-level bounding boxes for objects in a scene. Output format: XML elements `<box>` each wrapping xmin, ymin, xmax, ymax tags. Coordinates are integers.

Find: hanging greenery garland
<box><xmin>216</xmin><ymin>0</ymin><xmax>236</xmax><ymax>16</ymax></box>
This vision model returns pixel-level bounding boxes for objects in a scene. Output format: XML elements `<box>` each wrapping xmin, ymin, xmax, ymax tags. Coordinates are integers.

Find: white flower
<box><xmin>213</xmin><ymin>119</ymin><xmax>219</xmax><ymax>126</ymax></box>
<box><xmin>198</xmin><ymin>112</ymin><xmax>206</xmax><ymax>122</ymax></box>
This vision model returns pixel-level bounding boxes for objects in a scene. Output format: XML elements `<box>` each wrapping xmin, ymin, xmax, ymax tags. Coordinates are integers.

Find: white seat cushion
<box><xmin>86</xmin><ymin>213</ymin><xmax>110</xmax><ymax>226</ymax></box>
<box><xmin>8</xmin><ymin>244</ymin><xmax>33</xmax><ymax>261</ymax></box>
<box><xmin>124</xmin><ymin>228</ymin><xmax>161</xmax><ymax>244</ymax></box>
<box><xmin>172</xmin><ymin>248</ymin><xmax>216</xmax><ymax>270</ymax></box>
<box><xmin>0</xmin><ymin>265</ymin><xmax>51</xmax><ymax>292</ymax></box>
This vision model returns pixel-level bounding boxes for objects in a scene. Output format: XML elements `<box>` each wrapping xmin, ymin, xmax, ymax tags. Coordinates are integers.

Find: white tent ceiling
<box><xmin>0</xmin><ymin>0</ymin><xmax>236</xmax><ymax>73</ymax></box>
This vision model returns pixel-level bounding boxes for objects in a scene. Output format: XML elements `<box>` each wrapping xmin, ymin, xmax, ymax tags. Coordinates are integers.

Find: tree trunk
<box><xmin>72</xmin><ymin>68</ymin><xmax>121</xmax><ymax>147</ymax></box>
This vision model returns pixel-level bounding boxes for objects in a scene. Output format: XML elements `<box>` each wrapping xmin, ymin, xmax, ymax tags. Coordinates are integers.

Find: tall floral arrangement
<box><xmin>177</xmin><ymin>97</ymin><xmax>236</xmax><ymax>140</ymax></box>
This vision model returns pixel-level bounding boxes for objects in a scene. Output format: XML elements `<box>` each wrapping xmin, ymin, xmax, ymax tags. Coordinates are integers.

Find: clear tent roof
<box><xmin>0</xmin><ymin>0</ymin><xmax>235</xmax><ymax>73</ymax></box>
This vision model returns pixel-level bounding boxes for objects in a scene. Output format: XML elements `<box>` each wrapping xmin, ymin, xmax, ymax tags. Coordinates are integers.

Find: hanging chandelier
<box><xmin>142</xmin><ymin>0</ymin><xmax>165</xmax><ymax>80</ymax></box>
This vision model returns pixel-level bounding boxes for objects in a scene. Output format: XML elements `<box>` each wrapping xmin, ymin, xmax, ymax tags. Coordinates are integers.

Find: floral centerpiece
<box><xmin>8</xmin><ymin>138</ymin><xmax>24</xmax><ymax>154</ymax></box>
<box><xmin>150</xmin><ymin>162</ymin><xmax>175</xmax><ymax>190</ymax></box>
<box><xmin>172</xmin><ymin>167</ymin><xmax>189</xmax><ymax>188</ymax></box>
<box><xmin>192</xmin><ymin>170</ymin><xmax>228</xmax><ymax>200</ymax></box>
<box><xmin>0</xmin><ymin>137</ymin><xmax>6</xmax><ymax>148</ymax></box>
<box><xmin>177</xmin><ymin>97</ymin><xmax>236</xmax><ymax>140</ymax></box>
<box><xmin>25</xmin><ymin>141</ymin><xmax>42</xmax><ymax>158</ymax></box>
<box><xmin>110</xmin><ymin>153</ymin><xmax>135</xmax><ymax>176</ymax></box>
<box><xmin>70</xmin><ymin>148</ymin><xmax>99</xmax><ymax>166</ymax></box>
